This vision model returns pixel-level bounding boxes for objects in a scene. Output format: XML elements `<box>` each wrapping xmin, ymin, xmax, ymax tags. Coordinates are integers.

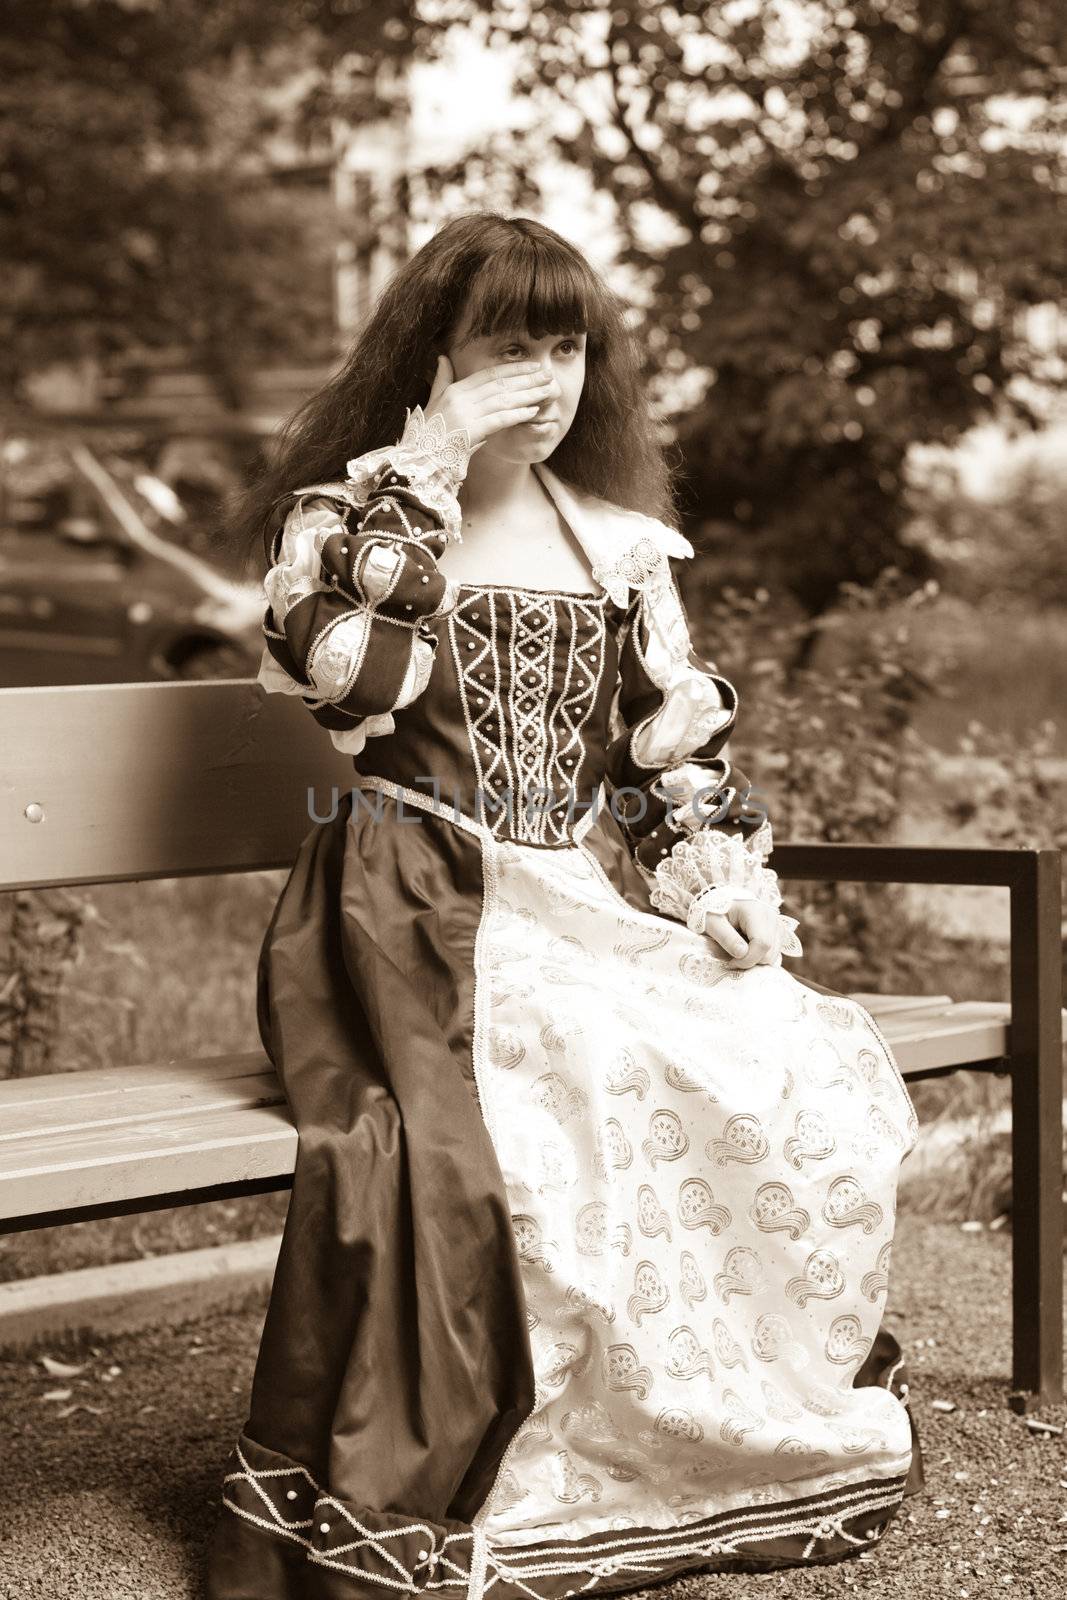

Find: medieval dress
<box><xmin>203</xmin><ymin>408</ymin><xmax>925</xmax><ymax>1600</ymax></box>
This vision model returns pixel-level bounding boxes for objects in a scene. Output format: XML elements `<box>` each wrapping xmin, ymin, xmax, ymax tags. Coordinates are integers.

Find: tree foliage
<box><xmin>907</xmin><ymin>430</ymin><xmax>1067</xmax><ymax>605</ymax></box>
<box><xmin>424</xmin><ymin>0</ymin><xmax>1067</xmax><ymax>613</ymax></box>
<box><xmin>0</xmin><ymin>0</ymin><xmax>412</xmax><ymax>395</ymax></box>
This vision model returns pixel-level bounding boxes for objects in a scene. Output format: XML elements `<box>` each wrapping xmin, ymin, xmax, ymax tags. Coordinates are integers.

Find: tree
<box><xmin>421</xmin><ymin>0</ymin><xmax>1067</xmax><ymax>619</ymax></box>
<box><xmin>0</xmin><ymin>0</ymin><xmax>414</xmax><ymax>400</ymax></box>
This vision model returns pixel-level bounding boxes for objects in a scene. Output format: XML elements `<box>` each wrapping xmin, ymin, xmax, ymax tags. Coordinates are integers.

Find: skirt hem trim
<box><xmin>218</xmin><ymin>1431</ymin><xmax>910</xmax><ymax>1599</ymax></box>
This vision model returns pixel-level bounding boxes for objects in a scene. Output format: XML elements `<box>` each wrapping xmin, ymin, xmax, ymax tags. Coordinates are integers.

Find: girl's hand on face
<box><xmin>425</xmin><ymin>354</ymin><xmax>559</xmax><ymax>449</ymax></box>
<box><xmin>703</xmin><ymin>900</ymin><xmax>782</xmax><ymax>969</ymax></box>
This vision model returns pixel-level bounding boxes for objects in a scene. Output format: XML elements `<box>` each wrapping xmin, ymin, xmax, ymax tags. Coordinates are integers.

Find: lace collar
<box><xmin>533</xmin><ymin>464</ymin><xmax>694</xmax><ymax>608</ymax></box>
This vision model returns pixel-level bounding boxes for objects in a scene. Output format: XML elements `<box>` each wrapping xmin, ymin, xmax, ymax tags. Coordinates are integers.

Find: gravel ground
<box><xmin>1</xmin><ymin>1213</ymin><xmax>1064</xmax><ymax>1600</ymax></box>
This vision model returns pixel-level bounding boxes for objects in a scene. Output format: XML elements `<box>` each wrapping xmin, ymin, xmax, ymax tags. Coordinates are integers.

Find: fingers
<box><xmin>469</xmin><ymin>369</ymin><xmax>560</xmax><ymax>407</ymax></box>
<box><xmin>726</xmin><ymin>937</ymin><xmax>773</xmax><ymax>970</ymax></box>
<box><xmin>427</xmin><ymin>359</ymin><xmax>560</xmax><ymax>448</ymax></box>
<box><xmin>705</xmin><ymin>914</ymin><xmax>749</xmax><ymax>961</ymax></box>
<box><xmin>426</xmin><ymin>353</ymin><xmax>454</xmax><ymax>411</ymax></box>
<box><xmin>462</xmin><ymin>360</ymin><xmax>545</xmax><ymax>385</ymax></box>
<box><xmin>427</xmin><ymin>356</ymin><xmax>549</xmax><ymax>408</ymax></box>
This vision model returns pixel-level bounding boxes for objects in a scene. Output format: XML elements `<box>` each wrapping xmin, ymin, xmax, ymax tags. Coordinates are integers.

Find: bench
<box><xmin>0</xmin><ymin>681</ymin><xmax>1062</xmax><ymax>1404</ymax></box>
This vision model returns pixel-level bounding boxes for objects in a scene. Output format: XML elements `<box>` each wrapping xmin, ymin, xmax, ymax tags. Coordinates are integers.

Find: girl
<box><xmin>204</xmin><ymin>212</ymin><xmax>924</xmax><ymax>1600</ymax></box>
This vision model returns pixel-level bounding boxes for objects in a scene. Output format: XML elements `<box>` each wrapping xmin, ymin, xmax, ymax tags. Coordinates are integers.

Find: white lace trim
<box><xmin>647</xmin><ymin>820</ymin><xmax>803</xmax><ymax>955</ymax></box>
<box><xmin>591</xmin><ymin>535</ymin><xmax>671</xmax><ymax>609</ymax></box>
<box><xmin>345</xmin><ymin>405</ymin><xmax>472</xmax><ymax>545</ymax></box>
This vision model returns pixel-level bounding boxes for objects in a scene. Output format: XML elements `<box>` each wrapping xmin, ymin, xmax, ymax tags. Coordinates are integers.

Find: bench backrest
<box><xmin>0</xmin><ymin>681</ymin><xmax>357</xmax><ymax>891</ymax></box>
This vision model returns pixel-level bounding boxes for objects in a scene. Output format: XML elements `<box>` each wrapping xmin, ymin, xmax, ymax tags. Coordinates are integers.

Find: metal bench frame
<box><xmin>772</xmin><ymin>844</ymin><xmax>1064</xmax><ymax>1405</ymax></box>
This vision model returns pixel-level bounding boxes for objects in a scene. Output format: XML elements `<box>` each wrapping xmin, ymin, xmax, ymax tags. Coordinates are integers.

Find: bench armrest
<box><xmin>771</xmin><ymin>841</ymin><xmax>1063</xmax><ymax>1403</ymax></box>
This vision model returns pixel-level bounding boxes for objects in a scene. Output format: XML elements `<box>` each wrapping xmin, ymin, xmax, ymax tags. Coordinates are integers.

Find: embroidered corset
<box><xmin>355</xmin><ymin>583</ymin><xmax>622</xmax><ymax>846</ymax></box>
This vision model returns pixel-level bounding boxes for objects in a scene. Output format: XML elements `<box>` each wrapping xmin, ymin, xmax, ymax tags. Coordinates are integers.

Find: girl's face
<box><xmin>443</xmin><ymin>309</ymin><xmax>587</xmax><ymax>465</ymax></box>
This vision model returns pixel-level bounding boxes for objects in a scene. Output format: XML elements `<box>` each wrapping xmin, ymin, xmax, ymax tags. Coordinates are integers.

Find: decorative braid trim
<box><xmin>218</xmin><ymin>1429</ymin><xmax>911</xmax><ymax>1597</ymax></box>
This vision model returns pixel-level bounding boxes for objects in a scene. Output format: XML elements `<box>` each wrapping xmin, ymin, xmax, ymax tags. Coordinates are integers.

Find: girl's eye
<box><xmin>501</xmin><ymin>338</ymin><xmax>582</xmax><ymax>358</ymax></box>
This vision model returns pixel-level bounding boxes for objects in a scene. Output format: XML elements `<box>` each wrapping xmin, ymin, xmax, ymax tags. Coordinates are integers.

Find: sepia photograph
<box><xmin>0</xmin><ymin>3</ymin><xmax>1065</xmax><ymax>1598</ymax></box>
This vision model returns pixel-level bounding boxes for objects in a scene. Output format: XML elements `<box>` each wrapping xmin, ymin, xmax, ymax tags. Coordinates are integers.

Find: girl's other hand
<box><xmin>425</xmin><ymin>354</ymin><xmax>559</xmax><ymax>449</ymax></box>
<box><xmin>704</xmin><ymin>900</ymin><xmax>781</xmax><ymax>969</ymax></box>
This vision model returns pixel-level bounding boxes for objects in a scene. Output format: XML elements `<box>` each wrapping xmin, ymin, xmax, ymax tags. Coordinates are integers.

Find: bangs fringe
<box><xmin>459</xmin><ymin>235</ymin><xmax>604</xmax><ymax>343</ymax></box>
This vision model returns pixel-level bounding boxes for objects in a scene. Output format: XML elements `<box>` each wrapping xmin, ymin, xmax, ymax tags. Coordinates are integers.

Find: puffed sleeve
<box><xmin>603</xmin><ymin>543</ymin><xmax>802</xmax><ymax>958</ymax></box>
<box><xmin>256</xmin><ymin>406</ymin><xmax>472</xmax><ymax>756</ymax></box>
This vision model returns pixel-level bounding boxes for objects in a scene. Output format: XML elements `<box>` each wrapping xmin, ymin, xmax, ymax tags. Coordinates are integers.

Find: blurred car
<box><xmin>0</xmin><ymin>433</ymin><xmax>265</xmax><ymax>687</ymax></box>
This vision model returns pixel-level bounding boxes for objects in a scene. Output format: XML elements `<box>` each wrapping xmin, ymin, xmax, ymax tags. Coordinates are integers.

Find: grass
<box><xmin>912</xmin><ymin>602</ymin><xmax>1067</xmax><ymax>757</ymax></box>
<box><xmin>45</xmin><ymin>868</ymin><xmax>288</xmax><ymax>1074</ymax></box>
<box><xmin>806</xmin><ymin>595</ymin><xmax>1067</xmax><ymax>759</ymax></box>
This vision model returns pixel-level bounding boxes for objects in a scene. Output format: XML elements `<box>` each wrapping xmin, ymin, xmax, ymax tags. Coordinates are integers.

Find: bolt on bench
<box><xmin>0</xmin><ymin>681</ymin><xmax>1062</xmax><ymax>1403</ymax></box>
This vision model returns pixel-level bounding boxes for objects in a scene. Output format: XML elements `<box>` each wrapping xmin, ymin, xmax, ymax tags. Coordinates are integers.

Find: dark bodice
<box><xmin>355</xmin><ymin>583</ymin><xmax>624</xmax><ymax>846</ymax></box>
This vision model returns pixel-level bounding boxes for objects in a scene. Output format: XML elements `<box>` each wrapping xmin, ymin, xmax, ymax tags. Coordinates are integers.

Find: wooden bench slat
<box><xmin>0</xmin><ymin>682</ymin><xmax>356</xmax><ymax>890</ymax></box>
<box><xmin>2</xmin><ymin>1102</ymin><xmax>296</xmax><ymax>1177</ymax></box>
<box><xmin>850</xmin><ymin>992</ymin><xmax>956</xmax><ymax>1018</ymax></box>
<box><xmin>1</xmin><ymin>1105</ymin><xmax>298</xmax><ymax>1223</ymax></box>
<box><xmin>1</xmin><ymin>1073</ymin><xmax>284</xmax><ymax>1141</ymax></box>
<box><xmin>0</xmin><ymin>997</ymin><xmax>1013</xmax><ymax>1227</ymax></box>
<box><xmin>873</xmin><ymin>1003</ymin><xmax>1009</xmax><ymax>1073</ymax></box>
<box><xmin>0</xmin><ymin>1053</ymin><xmax>271</xmax><ymax>1106</ymax></box>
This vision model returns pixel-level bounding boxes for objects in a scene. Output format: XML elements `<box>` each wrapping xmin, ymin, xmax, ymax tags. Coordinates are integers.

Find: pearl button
<box><xmin>417</xmin><ymin>1549</ymin><xmax>429</xmax><ymax>1561</ymax></box>
<box><xmin>467</xmin><ymin>642</ymin><xmax>475</xmax><ymax>650</ymax></box>
<box><xmin>471</xmin><ymin>611</ymin><xmax>479</xmax><ymax>620</ymax></box>
<box><xmin>286</xmin><ymin>1489</ymin><xmax>298</xmax><ymax>1500</ymax></box>
<box><xmin>478</xmin><ymin>672</ymin><xmax>487</xmax><ymax>681</ymax></box>
<box><xmin>339</xmin><ymin>545</ymin><xmax>348</xmax><ymax>555</ymax></box>
<box><xmin>421</xmin><ymin>575</ymin><xmax>429</xmax><ymax>584</ymax></box>
<box><xmin>413</xmin><ymin>526</ymin><xmax>423</xmax><ymax>536</ymax></box>
<box><xmin>319</xmin><ymin>1521</ymin><xmax>330</xmax><ymax>1534</ymax></box>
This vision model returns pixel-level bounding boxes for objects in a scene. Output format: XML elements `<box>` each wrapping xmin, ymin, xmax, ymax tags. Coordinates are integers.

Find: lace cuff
<box><xmin>646</xmin><ymin>819</ymin><xmax>803</xmax><ymax>956</ymax></box>
<box><xmin>345</xmin><ymin>406</ymin><xmax>473</xmax><ymax>545</ymax></box>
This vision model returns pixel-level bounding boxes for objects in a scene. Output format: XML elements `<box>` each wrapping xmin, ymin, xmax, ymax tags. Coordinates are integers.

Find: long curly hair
<box><xmin>229</xmin><ymin>211</ymin><xmax>677</xmax><ymax>571</ymax></box>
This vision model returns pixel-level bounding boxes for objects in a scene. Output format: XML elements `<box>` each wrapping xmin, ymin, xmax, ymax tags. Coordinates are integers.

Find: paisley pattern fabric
<box><xmin>475</xmin><ymin>837</ymin><xmax>916</xmax><ymax>1577</ymax></box>
<box><xmin>204</xmin><ymin>431</ymin><xmax>925</xmax><ymax>1600</ymax></box>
